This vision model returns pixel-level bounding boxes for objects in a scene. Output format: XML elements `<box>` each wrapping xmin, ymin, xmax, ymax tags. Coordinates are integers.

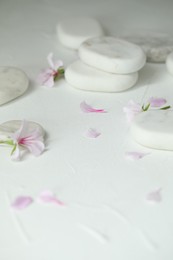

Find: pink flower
<box><xmin>37</xmin><ymin>53</ymin><xmax>64</xmax><ymax>87</ymax></box>
<box><xmin>148</xmin><ymin>97</ymin><xmax>167</xmax><ymax>108</ymax></box>
<box><xmin>10</xmin><ymin>120</ymin><xmax>45</xmax><ymax>160</ymax></box>
<box><xmin>123</xmin><ymin>100</ymin><xmax>142</xmax><ymax>122</ymax></box>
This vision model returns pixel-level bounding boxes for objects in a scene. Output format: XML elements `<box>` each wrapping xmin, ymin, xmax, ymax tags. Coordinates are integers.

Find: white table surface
<box><xmin>0</xmin><ymin>0</ymin><xmax>173</xmax><ymax>259</ymax></box>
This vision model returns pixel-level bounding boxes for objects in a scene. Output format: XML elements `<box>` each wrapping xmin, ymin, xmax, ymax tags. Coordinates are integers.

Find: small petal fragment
<box><xmin>125</xmin><ymin>151</ymin><xmax>150</xmax><ymax>160</ymax></box>
<box><xmin>146</xmin><ymin>188</ymin><xmax>162</xmax><ymax>203</ymax></box>
<box><xmin>37</xmin><ymin>190</ymin><xmax>65</xmax><ymax>206</ymax></box>
<box><xmin>80</xmin><ymin>101</ymin><xmax>107</xmax><ymax>113</ymax></box>
<box><xmin>11</xmin><ymin>196</ymin><xmax>33</xmax><ymax>210</ymax></box>
<box><xmin>85</xmin><ymin>128</ymin><xmax>101</xmax><ymax>138</ymax></box>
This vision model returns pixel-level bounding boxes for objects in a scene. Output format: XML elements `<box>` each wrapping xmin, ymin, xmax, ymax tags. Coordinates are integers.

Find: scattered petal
<box><xmin>125</xmin><ymin>151</ymin><xmax>150</xmax><ymax>160</ymax></box>
<box><xmin>11</xmin><ymin>196</ymin><xmax>33</xmax><ymax>210</ymax></box>
<box><xmin>80</xmin><ymin>101</ymin><xmax>107</xmax><ymax>113</ymax></box>
<box><xmin>123</xmin><ymin>100</ymin><xmax>142</xmax><ymax>122</ymax></box>
<box><xmin>148</xmin><ymin>97</ymin><xmax>167</xmax><ymax>108</ymax></box>
<box><xmin>85</xmin><ymin>128</ymin><xmax>101</xmax><ymax>138</ymax></box>
<box><xmin>146</xmin><ymin>188</ymin><xmax>162</xmax><ymax>203</ymax></box>
<box><xmin>37</xmin><ymin>190</ymin><xmax>65</xmax><ymax>206</ymax></box>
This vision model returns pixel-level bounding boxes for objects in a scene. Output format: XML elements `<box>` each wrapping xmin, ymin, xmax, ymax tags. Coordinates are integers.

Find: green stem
<box><xmin>160</xmin><ymin>105</ymin><xmax>171</xmax><ymax>110</ymax></box>
<box><xmin>0</xmin><ymin>140</ymin><xmax>14</xmax><ymax>145</ymax></box>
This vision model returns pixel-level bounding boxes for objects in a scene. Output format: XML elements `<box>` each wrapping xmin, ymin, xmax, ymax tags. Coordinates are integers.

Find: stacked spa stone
<box><xmin>166</xmin><ymin>52</ymin><xmax>173</xmax><ymax>76</ymax></box>
<box><xmin>57</xmin><ymin>18</ymin><xmax>146</xmax><ymax>92</ymax></box>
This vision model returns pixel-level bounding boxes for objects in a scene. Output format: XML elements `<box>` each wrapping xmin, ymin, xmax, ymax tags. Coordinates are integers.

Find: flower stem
<box><xmin>160</xmin><ymin>105</ymin><xmax>171</xmax><ymax>110</ymax></box>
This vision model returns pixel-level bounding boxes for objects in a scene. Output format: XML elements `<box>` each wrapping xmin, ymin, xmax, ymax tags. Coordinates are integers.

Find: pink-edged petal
<box><xmin>42</xmin><ymin>74</ymin><xmax>54</xmax><ymax>88</ymax></box>
<box><xmin>148</xmin><ymin>97</ymin><xmax>167</xmax><ymax>107</ymax></box>
<box><xmin>80</xmin><ymin>101</ymin><xmax>107</xmax><ymax>113</ymax></box>
<box><xmin>11</xmin><ymin>196</ymin><xmax>33</xmax><ymax>210</ymax></box>
<box><xmin>123</xmin><ymin>100</ymin><xmax>142</xmax><ymax>122</ymax></box>
<box><xmin>125</xmin><ymin>151</ymin><xmax>150</xmax><ymax>160</ymax></box>
<box><xmin>10</xmin><ymin>120</ymin><xmax>27</xmax><ymax>142</ymax></box>
<box><xmin>146</xmin><ymin>188</ymin><xmax>162</xmax><ymax>203</ymax></box>
<box><xmin>37</xmin><ymin>190</ymin><xmax>65</xmax><ymax>206</ymax></box>
<box><xmin>24</xmin><ymin>140</ymin><xmax>45</xmax><ymax>156</ymax></box>
<box><xmin>85</xmin><ymin>128</ymin><xmax>101</xmax><ymax>138</ymax></box>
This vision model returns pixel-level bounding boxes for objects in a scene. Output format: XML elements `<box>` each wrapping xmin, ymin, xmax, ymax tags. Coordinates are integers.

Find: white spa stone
<box><xmin>65</xmin><ymin>60</ymin><xmax>138</xmax><ymax>92</ymax></box>
<box><xmin>121</xmin><ymin>33</ymin><xmax>173</xmax><ymax>63</ymax></box>
<box><xmin>0</xmin><ymin>120</ymin><xmax>45</xmax><ymax>140</ymax></box>
<box><xmin>57</xmin><ymin>17</ymin><xmax>104</xmax><ymax>49</ymax></box>
<box><xmin>78</xmin><ymin>37</ymin><xmax>146</xmax><ymax>74</ymax></box>
<box><xmin>166</xmin><ymin>52</ymin><xmax>173</xmax><ymax>75</ymax></box>
<box><xmin>0</xmin><ymin>67</ymin><xmax>29</xmax><ymax>105</ymax></box>
<box><xmin>131</xmin><ymin>110</ymin><xmax>173</xmax><ymax>151</ymax></box>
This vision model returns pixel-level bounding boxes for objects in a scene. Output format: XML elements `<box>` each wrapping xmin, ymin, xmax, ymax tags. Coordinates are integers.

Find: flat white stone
<box><xmin>57</xmin><ymin>17</ymin><xmax>104</xmax><ymax>49</ymax></box>
<box><xmin>131</xmin><ymin>110</ymin><xmax>173</xmax><ymax>151</ymax></box>
<box><xmin>166</xmin><ymin>52</ymin><xmax>173</xmax><ymax>75</ymax></box>
<box><xmin>0</xmin><ymin>67</ymin><xmax>29</xmax><ymax>105</ymax></box>
<box><xmin>78</xmin><ymin>37</ymin><xmax>146</xmax><ymax>74</ymax></box>
<box><xmin>0</xmin><ymin>120</ymin><xmax>45</xmax><ymax>140</ymax></box>
<box><xmin>121</xmin><ymin>33</ymin><xmax>173</xmax><ymax>63</ymax></box>
<box><xmin>65</xmin><ymin>60</ymin><xmax>138</xmax><ymax>92</ymax></box>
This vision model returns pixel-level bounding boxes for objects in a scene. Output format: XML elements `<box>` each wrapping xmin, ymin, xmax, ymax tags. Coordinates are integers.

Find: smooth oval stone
<box><xmin>0</xmin><ymin>120</ymin><xmax>45</xmax><ymax>139</ymax></box>
<box><xmin>65</xmin><ymin>60</ymin><xmax>138</xmax><ymax>92</ymax></box>
<box><xmin>57</xmin><ymin>17</ymin><xmax>104</xmax><ymax>50</ymax></box>
<box><xmin>78</xmin><ymin>37</ymin><xmax>146</xmax><ymax>74</ymax></box>
<box><xmin>131</xmin><ymin>110</ymin><xmax>173</xmax><ymax>151</ymax></box>
<box><xmin>121</xmin><ymin>33</ymin><xmax>173</xmax><ymax>63</ymax></box>
<box><xmin>0</xmin><ymin>67</ymin><xmax>29</xmax><ymax>105</ymax></box>
<box><xmin>166</xmin><ymin>52</ymin><xmax>173</xmax><ymax>75</ymax></box>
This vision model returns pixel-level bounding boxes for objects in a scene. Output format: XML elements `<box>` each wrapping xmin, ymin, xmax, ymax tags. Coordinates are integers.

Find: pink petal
<box><xmin>80</xmin><ymin>101</ymin><xmax>107</xmax><ymax>113</ymax></box>
<box><xmin>123</xmin><ymin>100</ymin><xmax>142</xmax><ymax>122</ymax></box>
<box><xmin>37</xmin><ymin>190</ymin><xmax>65</xmax><ymax>206</ymax></box>
<box><xmin>42</xmin><ymin>74</ymin><xmax>54</xmax><ymax>88</ymax></box>
<box><xmin>11</xmin><ymin>196</ymin><xmax>33</xmax><ymax>210</ymax></box>
<box><xmin>25</xmin><ymin>140</ymin><xmax>45</xmax><ymax>156</ymax></box>
<box><xmin>148</xmin><ymin>97</ymin><xmax>167</xmax><ymax>107</ymax></box>
<box><xmin>146</xmin><ymin>188</ymin><xmax>162</xmax><ymax>203</ymax></box>
<box><xmin>125</xmin><ymin>151</ymin><xmax>150</xmax><ymax>160</ymax></box>
<box><xmin>37</xmin><ymin>70</ymin><xmax>55</xmax><ymax>87</ymax></box>
<box><xmin>85</xmin><ymin>128</ymin><xmax>101</xmax><ymax>138</ymax></box>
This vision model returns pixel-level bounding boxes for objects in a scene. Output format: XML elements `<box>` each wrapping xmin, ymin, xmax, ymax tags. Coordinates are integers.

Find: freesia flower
<box><xmin>123</xmin><ymin>97</ymin><xmax>171</xmax><ymax>123</ymax></box>
<box><xmin>9</xmin><ymin>120</ymin><xmax>45</xmax><ymax>160</ymax></box>
<box><xmin>37</xmin><ymin>53</ymin><xmax>64</xmax><ymax>87</ymax></box>
<box><xmin>123</xmin><ymin>100</ymin><xmax>142</xmax><ymax>123</ymax></box>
